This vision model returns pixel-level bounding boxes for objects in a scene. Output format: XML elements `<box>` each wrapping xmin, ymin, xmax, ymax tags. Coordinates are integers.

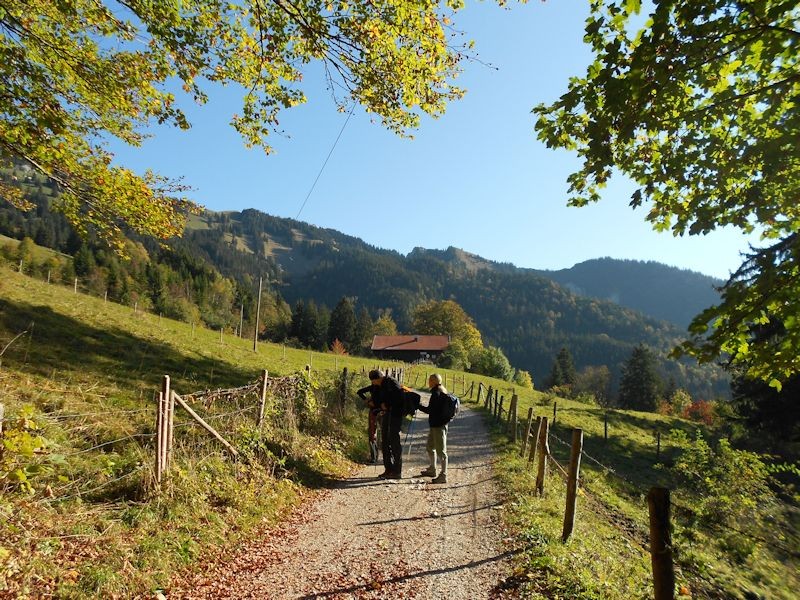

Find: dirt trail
<box><xmin>170</xmin><ymin>402</ymin><xmax>517</xmax><ymax>599</ymax></box>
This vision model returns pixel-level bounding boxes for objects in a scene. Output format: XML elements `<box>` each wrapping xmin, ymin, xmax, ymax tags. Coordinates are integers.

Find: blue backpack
<box><xmin>443</xmin><ymin>393</ymin><xmax>460</xmax><ymax>423</ymax></box>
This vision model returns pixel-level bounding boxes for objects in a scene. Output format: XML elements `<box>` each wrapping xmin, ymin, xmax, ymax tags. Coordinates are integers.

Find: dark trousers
<box><xmin>381</xmin><ymin>414</ymin><xmax>403</xmax><ymax>474</ymax></box>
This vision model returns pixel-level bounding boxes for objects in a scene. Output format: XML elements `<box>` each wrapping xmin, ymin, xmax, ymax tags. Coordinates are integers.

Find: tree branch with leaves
<box><xmin>534</xmin><ymin>0</ymin><xmax>800</xmax><ymax>386</ymax></box>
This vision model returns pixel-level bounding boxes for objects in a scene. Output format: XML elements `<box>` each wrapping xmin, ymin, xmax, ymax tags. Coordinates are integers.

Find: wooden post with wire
<box><xmin>340</xmin><ymin>367</ymin><xmax>348</xmax><ymax>408</ymax></box>
<box><xmin>257</xmin><ymin>369</ymin><xmax>268</xmax><ymax>428</ymax></box>
<box><xmin>155</xmin><ymin>391</ymin><xmax>164</xmax><ymax>485</ymax></box>
<box><xmin>509</xmin><ymin>394</ymin><xmax>518</xmax><ymax>441</ymax></box>
<box><xmin>604</xmin><ymin>411</ymin><xmax>608</xmax><ymax>442</ymax></box>
<box><xmin>158</xmin><ymin>376</ymin><xmax>171</xmax><ymax>477</ymax></box>
<box><xmin>553</xmin><ymin>401</ymin><xmax>557</xmax><ymax>423</ymax></box>
<box><xmin>498</xmin><ymin>396</ymin><xmax>504</xmax><ymax>423</ymax></box>
<box><xmin>0</xmin><ymin>403</ymin><xmax>5</xmax><ymax>437</ymax></box>
<box><xmin>535</xmin><ymin>416</ymin><xmax>550</xmax><ymax>496</ymax></box>
<box><xmin>562</xmin><ymin>428</ymin><xmax>583</xmax><ymax>542</ymax></box>
<box><xmin>253</xmin><ymin>276</ymin><xmax>262</xmax><ymax>352</ymax></box>
<box><xmin>520</xmin><ymin>407</ymin><xmax>534</xmax><ymax>457</ymax></box>
<box><xmin>528</xmin><ymin>417</ymin><xmax>542</xmax><ymax>468</ymax></box>
<box><xmin>656</xmin><ymin>430</ymin><xmax>662</xmax><ymax>462</ymax></box>
<box><xmin>173</xmin><ymin>392</ymin><xmax>240</xmax><ymax>459</ymax></box>
<box><xmin>648</xmin><ymin>487</ymin><xmax>675</xmax><ymax>600</ymax></box>
<box><xmin>165</xmin><ymin>377</ymin><xmax>174</xmax><ymax>470</ymax></box>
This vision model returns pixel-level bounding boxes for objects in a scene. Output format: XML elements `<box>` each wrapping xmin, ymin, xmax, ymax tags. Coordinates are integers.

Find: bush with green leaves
<box><xmin>0</xmin><ymin>405</ymin><xmax>61</xmax><ymax>493</ymax></box>
<box><xmin>670</xmin><ymin>430</ymin><xmax>778</xmax><ymax>561</ymax></box>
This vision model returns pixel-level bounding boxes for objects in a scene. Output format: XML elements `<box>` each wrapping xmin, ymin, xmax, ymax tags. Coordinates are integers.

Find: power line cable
<box><xmin>295</xmin><ymin>103</ymin><xmax>356</xmax><ymax>219</ymax></box>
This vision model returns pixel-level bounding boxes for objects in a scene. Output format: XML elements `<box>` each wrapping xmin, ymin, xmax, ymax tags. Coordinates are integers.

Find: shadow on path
<box><xmin>300</xmin><ymin>549</ymin><xmax>522</xmax><ymax>599</ymax></box>
<box><xmin>357</xmin><ymin>500</ymin><xmax>503</xmax><ymax>526</ymax></box>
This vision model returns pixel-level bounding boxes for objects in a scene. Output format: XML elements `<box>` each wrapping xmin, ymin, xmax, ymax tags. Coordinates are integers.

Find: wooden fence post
<box><xmin>340</xmin><ymin>367</ymin><xmax>348</xmax><ymax>407</ymax></box>
<box><xmin>509</xmin><ymin>394</ymin><xmax>518</xmax><ymax>440</ymax></box>
<box><xmin>155</xmin><ymin>391</ymin><xmax>164</xmax><ymax>485</ymax></box>
<box><xmin>166</xmin><ymin>382</ymin><xmax>175</xmax><ymax>470</ymax></box>
<box><xmin>485</xmin><ymin>385</ymin><xmax>492</xmax><ymax>409</ymax></box>
<box><xmin>520</xmin><ymin>407</ymin><xmax>534</xmax><ymax>457</ymax></box>
<box><xmin>498</xmin><ymin>396</ymin><xmax>504</xmax><ymax>423</ymax></box>
<box><xmin>562</xmin><ymin>428</ymin><xmax>584</xmax><ymax>542</ymax></box>
<box><xmin>528</xmin><ymin>417</ymin><xmax>543</xmax><ymax>468</ymax></box>
<box><xmin>656</xmin><ymin>430</ymin><xmax>661</xmax><ymax>462</ymax></box>
<box><xmin>604</xmin><ymin>411</ymin><xmax>608</xmax><ymax>442</ymax></box>
<box><xmin>253</xmin><ymin>276</ymin><xmax>262</xmax><ymax>353</ymax></box>
<box><xmin>74</xmin><ymin>277</ymin><xmax>78</xmax><ymax>293</ymax></box>
<box><xmin>535</xmin><ymin>416</ymin><xmax>550</xmax><ymax>496</ymax></box>
<box><xmin>173</xmin><ymin>392</ymin><xmax>241</xmax><ymax>460</ymax></box>
<box><xmin>257</xmin><ymin>369</ymin><xmax>268</xmax><ymax>428</ymax></box>
<box><xmin>648</xmin><ymin>487</ymin><xmax>675</xmax><ymax>600</ymax></box>
<box><xmin>0</xmin><ymin>403</ymin><xmax>5</xmax><ymax>437</ymax></box>
<box><xmin>553</xmin><ymin>401</ymin><xmax>557</xmax><ymax>423</ymax></box>
<box><xmin>160</xmin><ymin>376</ymin><xmax>171</xmax><ymax>474</ymax></box>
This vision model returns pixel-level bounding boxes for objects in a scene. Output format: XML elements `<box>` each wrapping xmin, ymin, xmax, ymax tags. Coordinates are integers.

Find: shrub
<box><xmin>682</xmin><ymin>400</ymin><xmax>716</xmax><ymax>425</ymax></box>
<box><xmin>670</xmin><ymin>430</ymin><xmax>778</xmax><ymax>560</ymax></box>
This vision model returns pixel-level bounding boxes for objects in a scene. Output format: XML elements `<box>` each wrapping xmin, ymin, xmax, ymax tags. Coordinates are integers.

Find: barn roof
<box><xmin>370</xmin><ymin>335</ymin><xmax>450</xmax><ymax>352</ymax></box>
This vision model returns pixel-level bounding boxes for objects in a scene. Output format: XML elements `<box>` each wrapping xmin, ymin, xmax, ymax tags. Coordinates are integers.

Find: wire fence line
<box><xmin>474</xmin><ymin>377</ymin><xmax>800</xmax><ymax>592</ymax></box>
<box><xmin>43</xmin><ymin>465</ymin><xmax>150</xmax><ymax>504</ymax></box>
<box><xmin>65</xmin><ymin>432</ymin><xmax>157</xmax><ymax>457</ymax></box>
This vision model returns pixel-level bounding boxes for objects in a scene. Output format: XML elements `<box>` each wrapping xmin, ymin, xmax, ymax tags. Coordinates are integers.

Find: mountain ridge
<box><xmin>184</xmin><ymin>209</ymin><xmax>729</xmax><ymax>398</ymax></box>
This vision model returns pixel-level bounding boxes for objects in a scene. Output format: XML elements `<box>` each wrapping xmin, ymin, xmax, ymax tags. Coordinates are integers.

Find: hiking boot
<box><xmin>419</xmin><ymin>467</ymin><xmax>436</xmax><ymax>477</ymax></box>
<box><xmin>377</xmin><ymin>470</ymin><xmax>392</xmax><ymax>479</ymax></box>
<box><xmin>386</xmin><ymin>471</ymin><xmax>403</xmax><ymax>479</ymax></box>
<box><xmin>431</xmin><ymin>473</ymin><xmax>447</xmax><ymax>484</ymax></box>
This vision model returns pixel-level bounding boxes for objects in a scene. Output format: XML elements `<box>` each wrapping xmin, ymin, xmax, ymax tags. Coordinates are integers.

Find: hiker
<box><xmin>418</xmin><ymin>373</ymin><xmax>449</xmax><ymax>484</ymax></box>
<box><xmin>357</xmin><ymin>382</ymin><xmax>382</xmax><ymax>463</ymax></box>
<box><xmin>368</xmin><ymin>369</ymin><xmax>404</xmax><ymax>479</ymax></box>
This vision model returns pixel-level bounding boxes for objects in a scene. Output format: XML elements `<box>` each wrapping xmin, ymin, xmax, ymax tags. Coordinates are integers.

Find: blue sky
<box><xmin>111</xmin><ymin>0</ymin><xmax>758</xmax><ymax>280</ymax></box>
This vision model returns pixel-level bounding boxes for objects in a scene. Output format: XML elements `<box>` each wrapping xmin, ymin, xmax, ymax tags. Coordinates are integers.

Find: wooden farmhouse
<box><xmin>370</xmin><ymin>335</ymin><xmax>450</xmax><ymax>362</ymax></box>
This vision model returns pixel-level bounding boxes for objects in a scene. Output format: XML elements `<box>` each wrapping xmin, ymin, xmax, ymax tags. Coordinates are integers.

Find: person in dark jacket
<box><xmin>418</xmin><ymin>373</ymin><xmax>449</xmax><ymax>483</ymax></box>
<box><xmin>357</xmin><ymin>383</ymin><xmax>382</xmax><ymax>463</ymax></box>
<box><xmin>369</xmin><ymin>369</ymin><xmax>404</xmax><ymax>479</ymax></box>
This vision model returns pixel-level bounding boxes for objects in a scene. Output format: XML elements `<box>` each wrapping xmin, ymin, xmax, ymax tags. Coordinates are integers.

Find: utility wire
<box><xmin>296</xmin><ymin>103</ymin><xmax>356</xmax><ymax>219</ymax></box>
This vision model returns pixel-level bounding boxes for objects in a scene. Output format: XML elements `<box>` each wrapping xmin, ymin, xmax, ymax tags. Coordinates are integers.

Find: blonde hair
<box><xmin>428</xmin><ymin>373</ymin><xmax>447</xmax><ymax>394</ymax></box>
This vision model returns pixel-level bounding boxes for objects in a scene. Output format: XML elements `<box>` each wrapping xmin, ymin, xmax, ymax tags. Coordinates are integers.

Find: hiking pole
<box><xmin>404</xmin><ymin>410</ymin><xmax>418</xmax><ymax>457</ymax></box>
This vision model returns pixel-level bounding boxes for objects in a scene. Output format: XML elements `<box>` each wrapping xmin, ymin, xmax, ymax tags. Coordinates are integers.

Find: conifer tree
<box><xmin>618</xmin><ymin>344</ymin><xmax>662</xmax><ymax>412</ymax></box>
<box><xmin>556</xmin><ymin>347</ymin><xmax>577</xmax><ymax>386</ymax></box>
<box><xmin>328</xmin><ymin>297</ymin><xmax>357</xmax><ymax>350</ymax></box>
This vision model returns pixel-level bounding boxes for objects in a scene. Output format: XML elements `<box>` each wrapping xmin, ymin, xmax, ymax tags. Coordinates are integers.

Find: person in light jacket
<box><xmin>418</xmin><ymin>373</ymin><xmax>449</xmax><ymax>484</ymax></box>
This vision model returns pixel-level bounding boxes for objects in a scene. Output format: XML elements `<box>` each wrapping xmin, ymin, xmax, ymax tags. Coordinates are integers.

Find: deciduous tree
<box><xmin>412</xmin><ymin>299</ymin><xmax>483</xmax><ymax>355</ymax></box>
<box><xmin>534</xmin><ymin>0</ymin><xmax>800</xmax><ymax>386</ymax></box>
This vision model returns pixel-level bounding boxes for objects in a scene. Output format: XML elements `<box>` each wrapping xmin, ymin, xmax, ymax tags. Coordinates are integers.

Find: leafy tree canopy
<box><xmin>411</xmin><ymin>299</ymin><xmax>483</xmax><ymax>354</ymax></box>
<box><xmin>534</xmin><ymin>0</ymin><xmax>800</xmax><ymax>386</ymax></box>
<box><xmin>2</xmin><ymin>0</ymin><xmax>475</xmax><ymax>248</ymax></box>
<box><xmin>472</xmin><ymin>345</ymin><xmax>513</xmax><ymax>381</ymax></box>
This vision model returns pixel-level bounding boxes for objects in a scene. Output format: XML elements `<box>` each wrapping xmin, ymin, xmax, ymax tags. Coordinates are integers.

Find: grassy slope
<box><xmin>462</xmin><ymin>386</ymin><xmax>799</xmax><ymax>599</ymax></box>
<box><xmin>0</xmin><ymin>265</ymin><xmax>408</xmax><ymax>598</ymax></box>
<box><xmin>1</xmin><ymin>263</ymin><xmax>797</xmax><ymax>599</ymax></box>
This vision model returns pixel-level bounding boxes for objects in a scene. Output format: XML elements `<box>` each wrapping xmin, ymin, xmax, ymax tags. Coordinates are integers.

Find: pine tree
<box><xmin>328</xmin><ymin>297</ymin><xmax>357</xmax><ymax>350</ymax></box>
<box><xmin>547</xmin><ymin>360</ymin><xmax>564</xmax><ymax>389</ymax></box>
<box><xmin>618</xmin><ymin>344</ymin><xmax>662</xmax><ymax>412</ymax></box>
<box><xmin>556</xmin><ymin>347</ymin><xmax>577</xmax><ymax>386</ymax></box>
<box><xmin>353</xmin><ymin>307</ymin><xmax>374</xmax><ymax>355</ymax></box>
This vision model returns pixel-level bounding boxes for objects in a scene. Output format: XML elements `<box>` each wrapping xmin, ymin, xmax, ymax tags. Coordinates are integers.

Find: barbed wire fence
<box><xmin>468</xmin><ymin>379</ymin><xmax>800</xmax><ymax>599</ymax></box>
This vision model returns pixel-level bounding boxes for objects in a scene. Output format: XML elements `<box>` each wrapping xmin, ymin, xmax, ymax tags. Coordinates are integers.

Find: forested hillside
<box><xmin>536</xmin><ymin>258</ymin><xmax>723</xmax><ymax>329</ymax></box>
<box><xmin>181</xmin><ymin>211</ymin><xmax>728</xmax><ymax>398</ymax></box>
<box><xmin>0</xmin><ymin>164</ymin><xmax>728</xmax><ymax>399</ymax></box>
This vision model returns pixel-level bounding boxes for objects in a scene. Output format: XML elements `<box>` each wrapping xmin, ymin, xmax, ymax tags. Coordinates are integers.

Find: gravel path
<box><xmin>170</xmin><ymin>402</ymin><xmax>518</xmax><ymax>599</ymax></box>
